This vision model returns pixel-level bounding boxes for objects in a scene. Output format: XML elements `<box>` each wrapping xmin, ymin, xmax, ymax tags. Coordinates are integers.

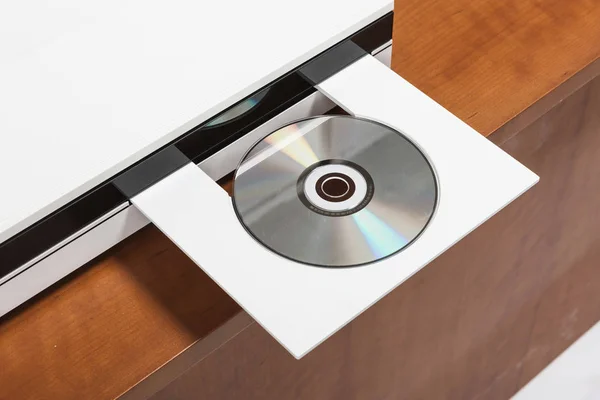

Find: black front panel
<box><xmin>299</xmin><ymin>41</ymin><xmax>367</xmax><ymax>85</ymax></box>
<box><xmin>0</xmin><ymin>12</ymin><xmax>393</xmax><ymax>282</ymax></box>
<box><xmin>0</xmin><ymin>185</ymin><xmax>125</xmax><ymax>279</ymax></box>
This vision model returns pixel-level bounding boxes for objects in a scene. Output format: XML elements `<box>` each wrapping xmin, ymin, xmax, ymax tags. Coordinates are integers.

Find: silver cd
<box><xmin>204</xmin><ymin>89</ymin><xmax>268</xmax><ymax>128</ymax></box>
<box><xmin>232</xmin><ymin>115</ymin><xmax>438</xmax><ymax>268</ymax></box>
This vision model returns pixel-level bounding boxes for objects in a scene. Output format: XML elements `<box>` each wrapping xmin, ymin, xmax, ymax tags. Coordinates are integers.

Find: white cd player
<box><xmin>0</xmin><ymin>2</ymin><xmax>537</xmax><ymax>359</ymax></box>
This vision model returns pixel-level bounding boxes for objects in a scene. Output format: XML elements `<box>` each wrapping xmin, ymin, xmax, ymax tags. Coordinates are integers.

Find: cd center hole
<box><xmin>321</xmin><ymin>177</ymin><xmax>350</xmax><ymax>198</ymax></box>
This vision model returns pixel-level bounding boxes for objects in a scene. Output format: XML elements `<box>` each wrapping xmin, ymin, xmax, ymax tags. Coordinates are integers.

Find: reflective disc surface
<box><xmin>232</xmin><ymin>115</ymin><xmax>438</xmax><ymax>268</ymax></box>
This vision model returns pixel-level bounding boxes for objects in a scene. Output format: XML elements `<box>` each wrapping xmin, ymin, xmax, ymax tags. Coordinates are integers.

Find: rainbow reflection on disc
<box><xmin>232</xmin><ymin>115</ymin><xmax>438</xmax><ymax>268</ymax></box>
<box><xmin>204</xmin><ymin>89</ymin><xmax>268</xmax><ymax>127</ymax></box>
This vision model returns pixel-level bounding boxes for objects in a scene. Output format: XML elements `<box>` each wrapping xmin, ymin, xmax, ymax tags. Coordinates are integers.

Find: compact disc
<box><xmin>204</xmin><ymin>89</ymin><xmax>268</xmax><ymax>128</ymax></box>
<box><xmin>232</xmin><ymin>115</ymin><xmax>438</xmax><ymax>268</ymax></box>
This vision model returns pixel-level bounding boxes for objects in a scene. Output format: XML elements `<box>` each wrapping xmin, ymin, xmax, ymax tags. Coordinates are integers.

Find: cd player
<box><xmin>0</xmin><ymin>6</ymin><xmax>537</xmax><ymax>359</ymax></box>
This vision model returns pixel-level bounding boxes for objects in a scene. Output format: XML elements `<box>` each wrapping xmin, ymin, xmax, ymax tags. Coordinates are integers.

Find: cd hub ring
<box><xmin>296</xmin><ymin>159</ymin><xmax>374</xmax><ymax>217</ymax></box>
<box><xmin>316</xmin><ymin>172</ymin><xmax>355</xmax><ymax>202</ymax></box>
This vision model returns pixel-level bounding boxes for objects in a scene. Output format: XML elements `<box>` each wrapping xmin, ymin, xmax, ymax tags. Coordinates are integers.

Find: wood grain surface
<box><xmin>1</xmin><ymin>0</ymin><xmax>600</xmax><ymax>399</ymax></box>
<box><xmin>392</xmin><ymin>0</ymin><xmax>600</xmax><ymax>137</ymax></box>
<box><xmin>0</xmin><ymin>182</ymin><xmax>240</xmax><ymax>400</ymax></box>
<box><xmin>146</xmin><ymin>73</ymin><xmax>600</xmax><ymax>400</ymax></box>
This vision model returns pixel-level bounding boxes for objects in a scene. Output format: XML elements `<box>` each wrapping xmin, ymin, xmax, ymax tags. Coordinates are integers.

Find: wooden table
<box><xmin>1</xmin><ymin>0</ymin><xmax>600</xmax><ymax>398</ymax></box>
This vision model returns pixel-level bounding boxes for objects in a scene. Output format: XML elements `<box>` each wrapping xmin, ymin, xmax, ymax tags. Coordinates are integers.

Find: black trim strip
<box><xmin>0</xmin><ymin>12</ymin><xmax>393</xmax><ymax>281</ymax></box>
<box><xmin>0</xmin><ymin>184</ymin><xmax>125</xmax><ymax>280</ymax></box>
<box><xmin>299</xmin><ymin>41</ymin><xmax>367</xmax><ymax>85</ymax></box>
<box><xmin>113</xmin><ymin>147</ymin><xmax>190</xmax><ymax>199</ymax></box>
